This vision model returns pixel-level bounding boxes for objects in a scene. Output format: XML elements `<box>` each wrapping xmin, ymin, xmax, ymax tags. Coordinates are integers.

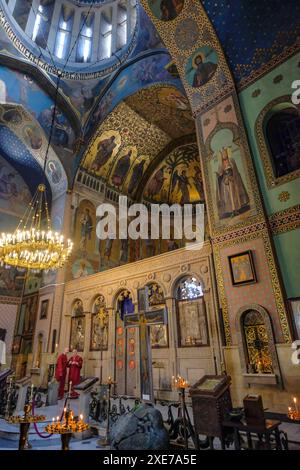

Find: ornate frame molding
<box><xmin>235</xmin><ymin>303</ymin><xmax>282</xmax><ymax>386</ymax></box>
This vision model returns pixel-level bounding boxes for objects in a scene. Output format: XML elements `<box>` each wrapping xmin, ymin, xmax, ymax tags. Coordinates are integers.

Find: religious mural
<box><xmin>185</xmin><ymin>46</ymin><xmax>218</xmax><ymax>88</ymax></box>
<box><xmin>148</xmin><ymin>0</ymin><xmax>184</xmax><ymax>21</ymax></box>
<box><xmin>0</xmin><ymin>104</ymin><xmax>67</xmax><ymax>199</ymax></box>
<box><xmin>70</xmin><ymin>200</ymin><xmax>97</xmax><ymax>280</ymax></box>
<box><xmin>143</xmin><ymin>143</ymin><xmax>204</xmax><ymax>204</ymax></box>
<box><xmin>85</xmin><ymin>53</ymin><xmax>184</xmax><ymax>137</ymax></box>
<box><xmin>206</xmin><ymin>128</ymin><xmax>253</xmax><ymax>229</ymax></box>
<box><xmin>0</xmin><ymin>66</ymin><xmax>75</xmax><ymax>157</ymax></box>
<box><xmin>90</xmin><ymin>295</ymin><xmax>109</xmax><ymax>351</ymax></box>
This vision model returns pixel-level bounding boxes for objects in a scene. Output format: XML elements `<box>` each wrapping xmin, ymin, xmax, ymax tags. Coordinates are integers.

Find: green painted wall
<box><xmin>239</xmin><ymin>52</ymin><xmax>300</xmax><ymax>216</ymax></box>
<box><xmin>274</xmin><ymin>228</ymin><xmax>300</xmax><ymax>298</ymax></box>
<box><xmin>239</xmin><ymin>53</ymin><xmax>300</xmax><ymax>298</ymax></box>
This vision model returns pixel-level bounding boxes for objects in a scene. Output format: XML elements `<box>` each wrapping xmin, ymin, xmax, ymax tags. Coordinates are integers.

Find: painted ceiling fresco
<box><xmin>0</xmin><ymin>65</ymin><xmax>75</xmax><ymax>181</ymax></box>
<box><xmin>143</xmin><ymin>143</ymin><xmax>204</xmax><ymax>205</ymax></box>
<box><xmin>202</xmin><ymin>0</ymin><xmax>300</xmax><ymax>85</ymax></box>
<box><xmin>0</xmin><ymin>104</ymin><xmax>67</xmax><ymax>200</ymax></box>
<box><xmin>81</xmin><ymin>85</ymin><xmax>195</xmax><ymax>198</ymax></box>
<box><xmin>0</xmin><ymin>0</ymin><xmax>299</xmax><ymax>182</ymax></box>
<box><xmin>124</xmin><ymin>86</ymin><xmax>195</xmax><ymax>139</ymax></box>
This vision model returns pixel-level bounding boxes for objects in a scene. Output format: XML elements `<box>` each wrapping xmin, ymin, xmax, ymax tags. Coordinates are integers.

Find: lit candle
<box><xmin>293</xmin><ymin>397</ymin><xmax>299</xmax><ymax>414</ymax></box>
<box><xmin>79</xmin><ymin>414</ymin><xmax>83</xmax><ymax>422</ymax></box>
<box><xmin>56</xmin><ymin>416</ymin><xmax>59</xmax><ymax>422</ymax></box>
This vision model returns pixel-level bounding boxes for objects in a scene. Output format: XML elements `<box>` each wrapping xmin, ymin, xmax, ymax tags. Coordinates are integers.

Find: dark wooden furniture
<box><xmin>222</xmin><ymin>419</ymin><xmax>286</xmax><ymax>450</ymax></box>
<box><xmin>189</xmin><ymin>375</ymin><xmax>232</xmax><ymax>449</ymax></box>
<box><xmin>243</xmin><ymin>394</ymin><xmax>265</xmax><ymax>425</ymax></box>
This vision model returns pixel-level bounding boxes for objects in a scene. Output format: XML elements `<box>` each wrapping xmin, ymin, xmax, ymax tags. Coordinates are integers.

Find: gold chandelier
<box><xmin>0</xmin><ymin>183</ymin><xmax>73</xmax><ymax>271</ymax></box>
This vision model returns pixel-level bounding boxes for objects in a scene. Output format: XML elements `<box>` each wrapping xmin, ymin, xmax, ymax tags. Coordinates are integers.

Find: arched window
<box><xmin>175</xmin><ymin>276</ymin><xmax>208</xmax><ymax>347</ymax></box>
<box><xmin>54</xmin><ymin>7</ymin><xmax>74</xmax><ymax>60</ymax></box>
<box><xmin>242</xmin><ymin>310</ymin><xmax>273</xmax><ymax>374</ymax></box>
<box><xmin>177</xmin><ymin>276</ymin><xmax>203</xmax><ymax>300</ymax></box>
<box><xmin>70</xmin><ymin>299</ymin><xmax>85</xmax><ymax>352</ymax></box>
<box><xmin>12</xmin><ymin>0</ymin><xmax>32</xmax><ymax>30</ymax></box>
<box><xmin>264</xmin><ymin>105</ymin><xmax>300</xmax><ymax>178</ymax></box>
<box><xmin>99</xmin><ymin>9</ymin><xmax>112</xmax><ymax>60</ymax></box>
<box><xmin>116</xmin><ymin>2</ymin><xmax>127</xmax><ymax>50</ymax></box>
<box><xmin>32</xmin><ymin>1</ymin><xmax>54</xmax><ymax>49</ymax></box>
<box><xmin>76</xmin><ymin>12</ymin><xmax>94</xmax><ymax>63</ymax></box>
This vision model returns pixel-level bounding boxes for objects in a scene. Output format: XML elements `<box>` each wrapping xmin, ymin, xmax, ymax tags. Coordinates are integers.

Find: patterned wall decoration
<box><xmin>82</xmin><ymin>100</ymin><xmax>170</xmax><ymax>198</ymax></box>
<box><xmin>140</xmin><ymin>0</ymin><xmax>234</xmax><ymax>115</ymax></box>
<box><xmin>201</xmin><ymin>0</ymin><xmax>300</xmax><ymax>87</ymax></box>
<box><xmin>124</xmin><ymin>86</ymin><xmax>194</xmax><ymax>139</ymax></box>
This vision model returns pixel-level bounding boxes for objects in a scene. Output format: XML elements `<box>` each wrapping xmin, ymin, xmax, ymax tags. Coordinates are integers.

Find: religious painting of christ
<box><xmin>185</xmin><ymin>46</ymin><xmax>218</xmax><ymax>88</ymax></box>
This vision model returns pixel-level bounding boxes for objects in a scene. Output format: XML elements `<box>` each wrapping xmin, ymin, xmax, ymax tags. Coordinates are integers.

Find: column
<box><xmin>165</xmin><ymin>297</ymin><xmax>178</xmax><ymax>400</ymax></box>
<box><xmin>25</xmin><ymin>0</ymin><xmax>40</xmax><ymax>37</ymax></box>
<box><xmin>91</xmin><ymin>8</ymin><xmax>101</xmax><ymax>63</ymax></box>
<box><xmin>111</xmin><ymin>2</ymin><xmax>118</xmax><ymax>54</ymax></box>
<box><xmin>47</xmin><ymin>0</ymin><xmax>62</xmax><ymax>54</ymax></box>
<box><xmin>69</xmin><ymin>7</ymin><xmax>82</xmax><ymax>62</ymax></box>
<box><xmin>107</xmin><ymin>307</ymin><xmax>115</xmax><ymax>381</ymax></box>
<box><xmin>83</xmin><ymin>311</ymin><xmax>92</xmax><ymax>377</ymax></box>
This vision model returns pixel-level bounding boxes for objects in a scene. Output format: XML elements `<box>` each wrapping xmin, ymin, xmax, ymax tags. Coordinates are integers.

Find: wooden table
<box><xmin>222</xmin><ymin>419</ymin><xmax>284</xmax><ymax>450</ymax></box>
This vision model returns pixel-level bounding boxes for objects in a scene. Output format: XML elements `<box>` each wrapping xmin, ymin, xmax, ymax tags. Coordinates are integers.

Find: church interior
<box><xmin>0</xmin><ymin>0</ymin><xmax>300</xmax><ymax>453</ymax></box>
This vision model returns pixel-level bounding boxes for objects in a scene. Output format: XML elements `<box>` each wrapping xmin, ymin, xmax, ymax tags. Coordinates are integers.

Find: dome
<box><xmin>1</xmin><ymin>0</ymin><xmax>137</xmax><ymax>78</ymax></box>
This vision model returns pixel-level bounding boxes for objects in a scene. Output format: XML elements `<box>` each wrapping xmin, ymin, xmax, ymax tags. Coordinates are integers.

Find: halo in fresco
<box><xmin>22</xmin><ymin>124</ymin><xmax>43</xmax><ymax>150</ymax></box>
<box><xmin>109</xmin><ymin>146</ymin><xmax>137</xmax><ymax>190</ymax></box>
<box><xmin>83</xmin><ymin>130</ymin><xmax>122</xmax><ymax>176</ymax></box>
<box><xmin>148</xmin><ymin>0</ymin><xmax>184</xmax><ymax>21</ymax></box>
<box><xmin>185</xmin><ymin>46</ymin><xmax>218</xmax><ymax>88</ymax></box>
<box><xmin>175</xmin><ymin>18</ymin><xmax>200</xmax><ymax>50</ymax></box>
<box><xmin>72</xmin><ymin>258</ymin><xmax>94</xmax><ymax>279</ymax></box>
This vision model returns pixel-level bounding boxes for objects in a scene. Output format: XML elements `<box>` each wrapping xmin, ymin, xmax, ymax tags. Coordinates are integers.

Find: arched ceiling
<box><xmin>81</xmin><ymin>85</ymin><xmax>197</xmax><ymax>200</ymax></box>
<box><xmin>0</xmin><ymin>0</ymin><xmax>299</xmax><ymax>184</ymax></box>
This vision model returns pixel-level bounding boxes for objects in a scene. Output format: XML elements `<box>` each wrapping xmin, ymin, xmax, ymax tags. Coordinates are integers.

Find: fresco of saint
<box><xmin>215</xmin><ymin>147</ymin><xmax>250</xmax><ymax>219</ymax></box>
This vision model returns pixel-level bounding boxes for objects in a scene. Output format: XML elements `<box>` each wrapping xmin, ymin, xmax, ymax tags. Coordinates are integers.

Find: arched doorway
<box><xmin>114</xmin><ymin>289</ymin><xmax>137</xmax><ymax>396</ymax></box>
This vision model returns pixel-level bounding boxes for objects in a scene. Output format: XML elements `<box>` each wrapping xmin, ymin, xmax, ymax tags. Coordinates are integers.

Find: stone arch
<box><xmin>235</xmin><ymin>304</ymin><xmax>281</xmax><ymax>383</ymax></box>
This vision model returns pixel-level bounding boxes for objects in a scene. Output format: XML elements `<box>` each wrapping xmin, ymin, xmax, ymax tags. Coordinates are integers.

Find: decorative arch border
<box><xmin>145</xmin><ymin>280</ymin><xmax>167</xmax><ymax>300</ymax></box>
<box><xmin>255</xmin><ymin>94</ymin><xmax>300</xmax><ymax>188</ymax></box>
<box><xmin>89</xmin><ymin>293</ymin><xmax>106</xmax><ymax>313</ymax></box>
<box><xmin>235</xmin><ymin>303</ymin><xmax>282</xmax><ymax>384</ymax></box>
